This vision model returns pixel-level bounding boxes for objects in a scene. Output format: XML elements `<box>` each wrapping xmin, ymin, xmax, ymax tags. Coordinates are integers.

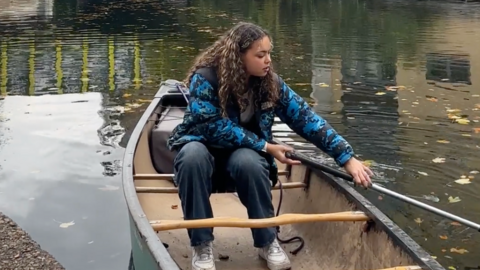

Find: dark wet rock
<box><xmin>0</xmin><ymin>212</ymin><xmax>65</xmax><ymax>270</ymax></box>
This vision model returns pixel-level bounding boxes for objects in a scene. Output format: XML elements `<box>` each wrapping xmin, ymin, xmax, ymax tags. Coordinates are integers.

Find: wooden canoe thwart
<box><xmin>149</xmin><ymin>211</ymin><xmax>371</xmax><ymax>231</ymax></box>
<box><xmin>123</xmin><ymin>80</ymin><xmax>446</xmax><ymax>270</ymax></box>
<box><xmin>136</xmin><ymin>181</ymin><xmax>306</xmax><ymax>193</ymax></box>
<box><xmin>374</xmin><ymin>267</ymin><xmax>421</xmax><ymax>270</ymax></box>
<box><xmin>133</xmin><ymin>170</ymin><xmax>290</xmax><ymax>180</ymax></box>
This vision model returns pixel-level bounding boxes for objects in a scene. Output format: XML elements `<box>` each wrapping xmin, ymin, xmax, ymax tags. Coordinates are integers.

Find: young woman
<box><xmin>167</xmin><ymin>22</ymin><xmax>373</xmax><ymax>270</ymax></box>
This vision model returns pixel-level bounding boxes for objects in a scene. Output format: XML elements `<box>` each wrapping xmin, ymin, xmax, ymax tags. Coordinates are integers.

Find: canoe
<box><xmin>123</xmin><ymin>79</ymin><xmax>446</xmax><ymax>270</ymax></box>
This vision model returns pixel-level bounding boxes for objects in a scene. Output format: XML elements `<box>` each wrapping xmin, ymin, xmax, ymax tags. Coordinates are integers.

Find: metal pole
<box><xmin>371</xmin><ymin>184</ymin><xmax>480</xmax><ymax>231</ymax></box>
<box><xmin>285</xmin><ymin>151</ymin><xmax>480</xmax><ymax>232</ymax></box>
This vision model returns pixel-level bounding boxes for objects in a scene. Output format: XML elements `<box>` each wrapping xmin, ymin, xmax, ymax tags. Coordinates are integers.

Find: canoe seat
<box><xmin>149</xmin><ymin>211</ymin><xmax>371</xmax><ymax>231</ymax></box>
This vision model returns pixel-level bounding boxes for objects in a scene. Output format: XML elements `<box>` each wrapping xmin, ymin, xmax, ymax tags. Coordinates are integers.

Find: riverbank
<box><xmin>0</xmin><ymin>212</ymin><xmax>65</xmax><ymax>270</ymax></box>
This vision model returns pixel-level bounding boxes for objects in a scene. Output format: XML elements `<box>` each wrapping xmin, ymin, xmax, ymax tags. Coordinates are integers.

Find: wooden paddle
<box><xmin>150</xmin><ymin>211</ymin><xmax>370</xmax><ymax>231</ymax></box>
<box><xmin>284</xmin><ymin>151</ymin><xmax>480</xmax><ymax>232</ymax></box>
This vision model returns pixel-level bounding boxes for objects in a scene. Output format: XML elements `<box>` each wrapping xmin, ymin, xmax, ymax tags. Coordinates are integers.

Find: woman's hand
<box><xmin>344</xmin><ymin>157</ymin><xmax>373</xmax><ymax>188</ymax></box>
<box><xmin>266</xmin><ymin>143</ymin><xmax>301</xmax><ymax>165</ymax></box>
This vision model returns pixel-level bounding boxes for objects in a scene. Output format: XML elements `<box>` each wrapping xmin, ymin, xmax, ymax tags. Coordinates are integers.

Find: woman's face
<box><xmin>241</xmin><ymin>36</ymin><xmax>272</xmax><ymax>77</ymax></box>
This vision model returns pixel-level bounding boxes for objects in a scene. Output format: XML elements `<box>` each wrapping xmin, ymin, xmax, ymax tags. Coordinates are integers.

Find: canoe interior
<box><xmin>129</xmin><ymin>80</ymin><xmax>444</xmax><ymax>270</ymax></box>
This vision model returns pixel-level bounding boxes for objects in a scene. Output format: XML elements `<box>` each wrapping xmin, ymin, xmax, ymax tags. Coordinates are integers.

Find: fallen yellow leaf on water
<box><xmin>375</xmin><ymin>92</ymin><xmax>386</xmax><ymax>96</ymax></box>
<box><xmin>294</xmin><ymin>83</ymin><xmax>310</xmax><ymax>86</ymax></box>
<box><xmin>137</xmin><ymin>99</ymin><xmax>153</xmax><ymax>103</ymax></box>
<box><xmin>414</xmin><ymin>218</ymin><xmax>423</xmax><ymax>224</ymax></box>
<box><xmin>448</xmin><ymin>114</ymin><xmax>461</xmax><ymax>120</ymax></box>
<box><xmin>473</xmin><ymin>128</ymin><xmax>480</xmax><ymax>133</ymax></box>
<box><xmin>448</xmin><ymin>196</ymin><xmax>461</xmax><ymax>203</ymax></box>
<box><xmin>454</xmin><ymin>178</ymin><xmax>471</xmax><ymax>185</ymax></box>
<box><xmin>362</xmin><ymin>160</ymin><xmax>374</xmax><ymax>167</ymax></box>
<box><xmin>446</xmin><ymin>109</ymin><xmax>462</xmax><ymax>113</ymax></box>
<box><xmin>450</xmin><ymin>248</ymin><xmax>468</xmax><ymax>254</ymax></box>
<box><xmin>59</xmin><ymin>221</ymin><xmax>75</xmax><ymax>228</ymax></box>
<box><xmin>439</xmin><ymin>235</ymin><xmax>448</xmax><ymax>240</ymax></box>
<box><xmin>123</xmin><ymin>93</ymin><xmax>132</xmax><ymax>98</ymax></box>
<box><xmin>448</xmin><ymin>267</ymin><xmax>456</xmax><ymax>270</ymax></box>
<box><xmin>318</xmin><ymin>83</ymin><xmax>329</xmax><ymax>87</ymax></box>
<box><xmin>456</xmin><ymin>118</ymin><xmax>470</xmax><ymax>125</ymax></box>
<box><xmin>437</xmin><ymin>139</ymin><xmax>450</xmax><ymax>144</ymax></box>
<box><xmin>432</xmin><ymin>157</ymin><xmax>445</xmax><ymax>163</ymax></box>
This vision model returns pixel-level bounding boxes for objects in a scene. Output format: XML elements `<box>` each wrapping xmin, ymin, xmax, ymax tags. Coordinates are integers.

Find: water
<box><xmin>0</xmin><ymin>0</ymin><xmax>479</xmax><ymax>269</ymax></box>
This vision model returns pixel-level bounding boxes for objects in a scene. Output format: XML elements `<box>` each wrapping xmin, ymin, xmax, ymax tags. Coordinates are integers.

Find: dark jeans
<box><xmin>173</xmin><ymin>141</ymin><xmax>276</xmax><ymax>248</ymax></box>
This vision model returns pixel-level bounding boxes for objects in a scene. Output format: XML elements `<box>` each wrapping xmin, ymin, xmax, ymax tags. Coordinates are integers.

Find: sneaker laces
<box><xmin>195</xmin><ymin>243</ymin><xmax>213</xmax><ymax>261</ymax></box>
<box><xmin>267</xmin><ymin>240</ymin><xmax>282</xmax><ymax>255</ymax></box>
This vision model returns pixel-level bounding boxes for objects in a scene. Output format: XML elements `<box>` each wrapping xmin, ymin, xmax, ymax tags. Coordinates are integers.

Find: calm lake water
<box><xmin>0</xmin><ymin>0</ymin><xmax>479</xmax><ymax>269</ymax></box>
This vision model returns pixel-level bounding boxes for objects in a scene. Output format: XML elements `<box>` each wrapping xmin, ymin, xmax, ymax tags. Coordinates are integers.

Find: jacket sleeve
<box><xmin>187</xmin><ymin>73</ymin><xmax>267</xmax><ymax>151</ymax></box>
<box><xmin>274</xmin><ymin>79</ymin><xmax>355</xmax><ymax>166</ymax></box>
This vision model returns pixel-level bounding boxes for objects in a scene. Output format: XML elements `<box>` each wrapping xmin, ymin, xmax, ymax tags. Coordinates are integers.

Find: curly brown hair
<box><xmin>184</xmin><ymin>22</ymin><xmax>280</xmax><ymax>117</ymax></box>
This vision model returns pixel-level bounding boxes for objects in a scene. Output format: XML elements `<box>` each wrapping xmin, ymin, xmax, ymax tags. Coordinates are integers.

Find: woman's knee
<box><xmin>174</xmin><ymin>141</ymin><xmax>213</xmax><ymax>168</ymax></box>
<box><xmin>227</xmin><ymin>148</ymin><xmax>269</xmax><ymax>177</ymax></box>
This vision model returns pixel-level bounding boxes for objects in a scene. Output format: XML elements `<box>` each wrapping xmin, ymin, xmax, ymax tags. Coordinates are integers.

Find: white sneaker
<box><xmin>192</xmin><ymin>242</ymin><xmax>216</xmax><ymax>270</ymax></box>
<box><xmin>258</xmin><ymin>239</ymin><xmax>291</xmax><ymax>270</ymax></box>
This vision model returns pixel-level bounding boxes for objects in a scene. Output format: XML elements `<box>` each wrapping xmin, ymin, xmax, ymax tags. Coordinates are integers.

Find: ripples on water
<box><xmin>1</xmin><ymin>0</ymin><xmax>480</xmax><ymax>269</ymax></box>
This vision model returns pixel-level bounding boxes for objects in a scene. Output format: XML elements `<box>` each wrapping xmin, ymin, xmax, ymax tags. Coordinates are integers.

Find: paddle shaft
<box><xmin>150</xmin><ymin>211</ymin><xmax>369</xmax><ymax>231</ymax></box>
<box><xmin>285</xmin><ymin>152</ymin><xmax>480</xmax><ymax>232</ymax></box>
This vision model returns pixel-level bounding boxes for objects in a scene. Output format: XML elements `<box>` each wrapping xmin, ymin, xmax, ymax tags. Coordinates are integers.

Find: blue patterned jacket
<box><xmin>167</xmin><ymin>67</ymin><xmax>354</xmax><ymax>185</ymax></box>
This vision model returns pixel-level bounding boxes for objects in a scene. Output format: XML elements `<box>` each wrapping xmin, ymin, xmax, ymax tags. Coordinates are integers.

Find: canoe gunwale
<box><xmin>123</xmin><ymin>86</ymin><xmax>445</xmax><ymax>270</ymax></box>
<box><xmin>122</xmin><ymin>88</ymin><xmax>182</xmax><ymax>270</ymax></box>
<box><xmin>276</xmin><ymin>148</ymin><xmax>445</xmax><ymax>270</ymax></box>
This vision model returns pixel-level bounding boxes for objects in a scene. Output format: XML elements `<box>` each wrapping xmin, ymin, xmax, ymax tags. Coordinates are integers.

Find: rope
<box><xmin>275</xmin><ymin>180</ymin><xmax>305</xmax><ymax>255</ymax></box>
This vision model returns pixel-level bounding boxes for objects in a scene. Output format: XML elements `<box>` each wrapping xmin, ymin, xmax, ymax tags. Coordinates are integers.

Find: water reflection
<box><xmin>0</xmin><ymin>0</ymin><xmax>479</xmax><ymax>269</ymax></box>
<box><xmin>0</xmin><ymin>93</ymin><xmax>130</xmax><ymax>270</ymax></box>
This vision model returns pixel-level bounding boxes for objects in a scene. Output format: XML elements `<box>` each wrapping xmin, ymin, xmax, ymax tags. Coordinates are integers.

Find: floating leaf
<box><xmin>317</xmin><ymin>83</ymin><xmax>329</xmax><ymax>87</ymax></box>
<box><xmin>473</xmin><ymin>128</ymin><xmax>480</xmax><ymax>133</ymax></box>
<box><xmin>98</xmin><ymin>185</ymin><xmax>119</xmax><ymax>191</ymax></box>
<box><xmin>450</xmin><ymin>248</ymin><xmax>468</xmax><ymax>254</ymax></box>
<box><xmin>456</xmin><ymin>118</ymin><xmax>470</xmax><ymax>125</ymax></box>
<box><xmin>414</xmin><ymin>218</ymin><xmax>423</xmax><ymax>224</ymax></box>
<box><xmin>362</xmin><ymin>160</ymin><xmax>375</xmax><ymax>167</ymax></box>
<box><xmin>448</xmin><ymin>266</ymin><xmax>456</xmax><ymax>270</ymax></box>
<box><xmin>375</xmin><ymin>92</ymin><xmax>386</xmax><ymax>96</ymax></box>
<box><xmin>422</xmin><ymin>195</ymin><xmax>440</xmax><ymax>202</ymax></box>
<box><xmin>418</xmin><ymin>171</ymin><xmax>428</xmax><ymax>176</ymax></box>
<box><xmin>432</xmin><ymin>157</ymin><xmax>446</xmax><ymax>163</ymax></box>
<box><xmin>59</xmin><ymin>221</ymin><xmax>75</xmax><ymax>228</ymax></box>
<box><xmin>448</xmin><ymin>196</ymin><xmax>461</xmax><ymax>203</ymax></box>
<box><xmin>439</xmin><ymin>235</ymin><xmax>448</xmax><ymax>240</ymax></box>
<box><xmin>137</xmin><ymin>99</ymin><xmax>153</xmax><ymax>103</ymax></box>
<box><xmin>123</xmin><ymin>93</ymin><xmax>132</xmax><ymax>98</ymax></box>
<box><xmin>454</xmin><ymin>178</ymin><xmax>471</xmax><ymax>185</ymax></box>
<box><xmin>446</xmin><ymin>109</ymin><xmax>462</xmax><ymax>113</ymax></box>
<box><xmin>437</xmin><ymin>139</ymin><xmax>450</xmax><ymax>144</ymax></box>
